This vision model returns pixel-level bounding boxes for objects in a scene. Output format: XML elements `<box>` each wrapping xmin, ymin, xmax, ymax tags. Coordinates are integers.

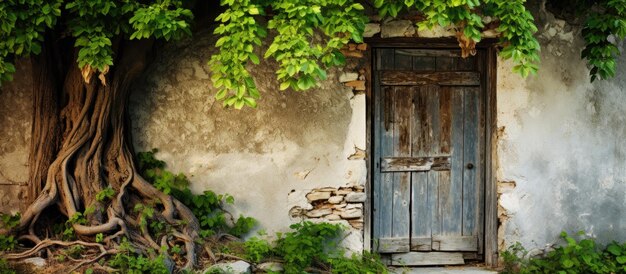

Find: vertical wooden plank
<box><xmin>441</xmin><ymin>86</ymin><xmax>464</xmax><ymax>235</ymax></box>
<box><xmin>378</xmin><ymin>86</ymin><xmax>395</xmax><ymax>243</ymax></box>
<box><xmin>411</xmin><ymin>86</ymin><xmax>430</xmax><ymax>249</ymax></box>
<box><xmin>462</xmin><ymin>87</ymin><xmax>480</xmax><ymax>237</ymax></box>
<box><xmin>392</xmin><ymin>86</ymin><xmax>411</xmax><ymax>241</ymax></box>
<box><xmin>428</xmin><ymin>172</ymin><xmax>440</xmax><ymax>237</ymax></box>
<box><xmin>456</xmin><ymin>56</ymin><xmax>476</xmax><ymax>71</ymax></box>
<box><xmin>372</xmin><ymin>68</ymin><xmax>381</xmax><ymax>245</ymax></box>
<box><xmin>484</xmin><ymin>46</ymin><xmax>499</xmax><ymax>267</ymax></box>
<box><xmin>475</xmin><ymin>50</ymin><xmax>486</xmax><ymax>255</ymax></box>
<box><xmin>432</xmin><ymin>85</ymin><xmax>451</xmax><ymax>238</ymax></box>
<box><xmin>413</xmin><ymin>56</ymin><xmax>436</xmax><ymax>71</ymax></box>
<box><xmin>373</xmin><ymin>69</ymin><xmax>382</xmax><ymax>246</ymax></box>
<box><xmin>379</xmin><ymin>49</ymin><xmax>395</xmax><ymax>70</ymax></box>
<box><xmin>394</xmin><ymin>50</ymin><xmax>414</xmax><ymax>70</ymax></box>
<box><xmin>436</xmin><ymin>56</ymin><xmax>455</xmax><ymax>71</ymax></box>
<box><xmin>439</xmin><ymin>87</ymin><xmax>452</xmax><ymax>155</ymax></box>
<box><xmin>364</xmin><ymin>48</ymin><xmax>374</xmax><ymax>252</ymax></box>
<box><xmin>411</xmin><ymin>172</ymin><xmax>430</xmax><ymax>251</ymax></box>
<box><xmin>427</xmin><ymin>85</ymin><xmax>441</xmax><ymax>157</ymax></box>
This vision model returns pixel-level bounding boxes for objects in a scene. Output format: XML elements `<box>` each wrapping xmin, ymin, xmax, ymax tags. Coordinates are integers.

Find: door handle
<box><xmin>466</xmin><ymin>163</ymin><xmax>474</xmax><ymax>169</ymax></box>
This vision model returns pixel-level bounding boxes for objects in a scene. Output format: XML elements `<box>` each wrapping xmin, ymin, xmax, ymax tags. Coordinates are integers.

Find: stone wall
<box><xmin>288</xmin><ymin>186</ymin><xmax>366</xmax><ymax>229</ymax></box>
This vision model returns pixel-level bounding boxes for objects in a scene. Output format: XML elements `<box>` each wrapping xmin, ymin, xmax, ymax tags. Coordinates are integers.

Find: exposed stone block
<box><xmin>344</xmin><ymin>80</ymin><xmax>366</xmax><ymax>91</ymax></box>
<box><xmin>328</xmin><ymin>196</ymin><xmax>344</xmax><ymax>204</ymax></box>
<box><xmin>417</xmin><ymin>25</ymin><xmax>456</xmax><ymax>38</ymax></box>
<box><xmin>381</xmin><ymin>20</ymin><xmax>416</xmax><ymax>38</ymax></box>
<box><xmin>316</xmin><ymin>187</ymin><xmax>337</xmax><ymax>192</ymax></box>
<box><xmin>24</xmin><ymin>257</ymin><xmax>46</xmax><ymax>269</ymax></box>
<box><xmin>326</xmin><ymin>214</ymin><xmax>342</xmax><ymax>221</ymax></box>
<box><xmin>345</xmin><ymin>192</ymin><xmax>366</xmax><ymax>202</ymax></box>
<box><xmin>258</xmin><ymin>262</ymin><xmax>284</xmax><ymax>272</ymax></box>
<box><xmin>289</xmin><ymin>206</ymin><xmax>306</xmax><ymax>218</ymax></box>
<box><xmin>341</xmin><ymin>50</ymin><xmax>364</xmax><ymax>58</ymax></box>
<box><xmin>339</xmin><ymin>73</ymin><xmax>359</xmax><ymax>83</ymax></box>
<box><xmin>346</xmin><ymin>203</ymin><xmax>363</xmax><ymax>209</ymax></box>
<box><xmin>482</xmin><ymin>29</ymin><xmax>499</xmax><ymax>38</ymax></box>
<box><xmin>306</xmin><ymin>191</ymin><xmax>331</xmax><ymax>202</ymax></box>
<box><xmin>363</xmin><ymin>23</ymin><xmax>381</xmax><ymax>38</ymax></box>
<box><xmin>349</xmin><ymin>219</ymin><xmax>364</xmax><ymax>229</ymax></box>
<box><xmin>335</xmin><ymin>188</ymin><xmax>352</xmax><ymax>195</ymax></box>
<box><xmin>306</xmin><ymin>208</ymin><xmax>333</xmax><ymax>218</ymax></box>
<box><xmin>333</xmin><ymin>202</ymin><xmax>347</xmax><ymax>209</ymax></box>
<box><xmin>206</xmin><ymin>261</ymin><xmax>251</xmax><ymax>274</ymax></box>
<box><xmin>340</xmin><ymin>208</ymin><xmax>363</xmax><ymax>219</ymax></box>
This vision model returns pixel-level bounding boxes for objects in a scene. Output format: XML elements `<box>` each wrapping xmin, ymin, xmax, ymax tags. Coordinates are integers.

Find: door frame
<box><xmin>362</xmin><ymin>38</ymin><xmax>499</xmax><ymax>266</ymax></box>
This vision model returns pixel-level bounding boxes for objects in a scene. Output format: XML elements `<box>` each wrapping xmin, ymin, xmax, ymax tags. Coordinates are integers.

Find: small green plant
<box><xmin>0</xmin><ymin>213</ymin><xmax>20</xmax><ymax>229</ymax></box>
<box><xmin>96</xmin><ymin>187</ymin><xmax>116</xmax><ymax>202</ymax></box>
<box><xmin>237</xmin><ymin>221</ymin><xmax>389</xmax><ymax>273</ymax></box>
<box><xmin>0</xmin><ymin>234</ymin><xmax>17</xmax><ymax>251</ymax></box>
<box><xmin>107</xmin><ymin>238</ymin><xmax>169</xmax><ymax>274</ymax></box>
<box><xmin>326</xmin><ymin>251</ymin><xmax>389</xmax><ymax>274</ymax></box>
<box><xmin>62</xmin><ymin>212</ymin><xmax>88</xmax><ymax>240</ymax></box>
<box><xmin>0</xmin><ymin>259</ymin><xmax>16</xmax><ymax>274</ymax></box>
<box><xmin>133</xmin><ymin>203</ymin><xmax>155</xmax><ymax>231</ymax></box>
<box><xmin>137</xmin><ymin>150</ymin><xmax>257</xmax><ymax>238</ymax></box>
<box><xmin>244</xmin><ymin>236</ymin><xmax>272</xmax><ymax>263</ymax></box>
<box><xmin>502</xmin><ymin>231</ymin><xmax>626</xmax><ymax>274</ymax></box>
<box><xmin>95</xmin><ymin>233</ymin><xmax>104</xmax><ymax>243</ymax></box>
<box><xmin>0</xmin><ymin>212</ymin><xmax>20</xmax><ymax>251</ymax></box>
<box><xmin>63</xmin><ymin>245</ymin><xmax>85</xmax><ymax>259</ymax></box>
<box><xmin>275</xmin><ymin>221</ymin><xmax>344</xmax><ymax>272</ymax></box>
<box><xmin>501</xmin><ymin>242</ymin><xmax>529</xmax><ymax>273</ymax></box>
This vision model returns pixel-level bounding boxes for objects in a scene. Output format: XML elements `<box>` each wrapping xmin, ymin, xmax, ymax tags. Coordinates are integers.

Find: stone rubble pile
<box><xmin>291</xmin><ymin>186</ymin><xmax>366</xmax><ymax>229</ymax></box>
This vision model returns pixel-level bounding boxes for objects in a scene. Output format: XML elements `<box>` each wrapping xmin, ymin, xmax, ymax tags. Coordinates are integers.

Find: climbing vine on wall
<box><xmin>209</xmin><ymin>0</ymin><xmax>626</xmax><ymax>109</ymax></box>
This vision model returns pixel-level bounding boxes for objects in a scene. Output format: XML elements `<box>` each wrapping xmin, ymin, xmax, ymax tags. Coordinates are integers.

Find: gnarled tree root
<box><xmin>1</xmin><ymin>40</ymin><xmax>201</xmax><ymax>272</ymax></box>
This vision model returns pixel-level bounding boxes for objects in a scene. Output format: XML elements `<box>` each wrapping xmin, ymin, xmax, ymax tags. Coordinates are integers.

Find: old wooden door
<box><xmin>373</xmin><ymin>48</ymin><xmax>486</xmax><ymax>265</ymax></box>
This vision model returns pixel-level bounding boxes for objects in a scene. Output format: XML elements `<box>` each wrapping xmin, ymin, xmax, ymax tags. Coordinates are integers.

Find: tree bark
<box><xmin>28</xmin><ymin>43</ymin><xmax>61</xmax><ymax>202</ymax></box>
<box><xmin>4</xmin><ymin>39</ymin><xmax>200</xmax><ymax>270</ymax></box>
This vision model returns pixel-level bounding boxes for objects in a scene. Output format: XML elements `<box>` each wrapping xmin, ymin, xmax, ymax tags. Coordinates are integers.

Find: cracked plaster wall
<box><xmin>1</xmin><ymin>2</ymin><xmax>625</xmax><ymax>255</ymax></box>
<box><xmin>0</xmin><ymin>59</ymin><xmax>32</xmax><ymax>213</ymax></box>
<box><xmin>496</xmin><ymin>3</ymin><xmax>626</xmax><ymax>252</ymax></box>
<box><xmin>130</xmin><ymin>32</ymin><xmax>367</xmax><ymax>250</ymax></box>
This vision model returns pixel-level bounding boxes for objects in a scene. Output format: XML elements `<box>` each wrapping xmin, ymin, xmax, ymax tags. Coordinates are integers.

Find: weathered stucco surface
<box><xmin>496</xmin><ymin>6</ymin><xmax>626</xmax><ymax>251</ymax></box>
<box><xmin>0</xmin><ymin>59</ymin><xmax>32</xmax><ymax>213</ymax></box>
<box><xmin>130</xmin><ymin>32</ymin><xmax>367</xmax><ymax>249</ymax></box>
<box><xmin>0</xmin><ymin>3</ymin><xmax>625</xmax><ymax>258</ymax></box>
<box><xmin>132</xmin><ymin>13</ymin><xmax>626</xmax><ymax>254</ymax></box>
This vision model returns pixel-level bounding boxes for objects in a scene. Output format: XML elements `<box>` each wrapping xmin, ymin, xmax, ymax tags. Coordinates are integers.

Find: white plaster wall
<box><xmin>130</xmin><ymin>33</ymin><xmax>367</xmax><ymax>249</ymax></box>
<box><xmin>496</xmin><ymin>10</ymin><xmax>626</xmax><ymax>251</ymax></box>
<box><xmin>131</xmin><ymin>7</ymin><xmax>626</xmax><ymax>255</ymax></box>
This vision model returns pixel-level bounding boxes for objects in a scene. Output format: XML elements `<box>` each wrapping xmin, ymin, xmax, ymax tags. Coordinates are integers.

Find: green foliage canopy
<box><xmin>0</xmin><ymin>0</ymin><xmax>193</xmax><ymax>83</ymax></box>
<box><xmin>1</xmin><ymin>0</ymin><xmax>626</xmax><ymax>109</ymax></box>
<box><xmin>208</xmin><ymin>0</ymin><xmax>542</xmax><ymax>110</ymax></box>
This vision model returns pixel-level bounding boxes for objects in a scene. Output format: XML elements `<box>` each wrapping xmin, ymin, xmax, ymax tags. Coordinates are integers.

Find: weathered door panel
<box><xmin>373</xmin><ymin>48</ymin><xmax>485</xmax><ymax>264</ymax></box>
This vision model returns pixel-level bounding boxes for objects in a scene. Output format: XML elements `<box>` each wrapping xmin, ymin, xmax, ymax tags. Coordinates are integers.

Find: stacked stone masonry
<box><xmin>289</xmin><ymin>186</ymin><xmax>366</xmax><ymax>229</ymax></box>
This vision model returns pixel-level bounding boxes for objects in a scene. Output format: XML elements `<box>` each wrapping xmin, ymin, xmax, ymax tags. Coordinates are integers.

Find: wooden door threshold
<box><xmin>386</xmin><ymin>252</ymin><xmax>467</xmax><ymax>266</ymax></box>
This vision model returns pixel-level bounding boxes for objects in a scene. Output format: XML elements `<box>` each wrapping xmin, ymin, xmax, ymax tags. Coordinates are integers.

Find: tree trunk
<box><xmin>3</xmin><ymin>40</ymin><xmax>200</xmax><ymax>270</ymax></box>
